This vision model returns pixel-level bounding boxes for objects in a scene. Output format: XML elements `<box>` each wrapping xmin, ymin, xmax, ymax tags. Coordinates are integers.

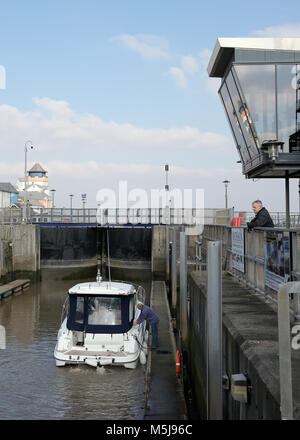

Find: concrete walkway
<box><xmin>144</xmin><ymin>281</ymin><xmax>187</xmax><ymax>420</ymax></box>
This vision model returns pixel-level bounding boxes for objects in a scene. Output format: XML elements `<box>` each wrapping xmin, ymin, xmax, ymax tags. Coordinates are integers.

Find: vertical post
<box><xmin>171</xmin><ymin>228</ymin><xmax>177</xmax><ymax>312</ymax></box>
<box><xmin>207</xmin><ymin>241</ymin><xmax>222</xmax><ymax>420</ymax></box>
<box><xmin>166</xmin><ymin>226</ymin><xmax>170</xmax><ymax>281</ymax></box>
<box><xmin>222</xmin><ymin>180</ymin><xmax>230</xmax><ymax>210</ymax></box>
<box><xmin>277</xmin><ymin>282</ymin><xmax>297</xmax><ymax>420</ymax></box>
<box><xmin>180</xmin><ymin>231</ymin><xmax>188</xmax><ymax>343</ymax></box>
<box><xmin>298</xmin><ymin>178</ymin><xmax>300</xmax><ymax>214</ymax></box>
<box><xmin>285</xmin><ymin>176</ymin><xmax>290</xmax><ymax>229</ymax></box>
<box><xmin>70</xmin><ymin>194</ymin><xmax>73</xmax><ymax>222</ymax></box>
<box><xmin>165</xmin><ymin>164</ymin><xmax>170</xmax><ymax>225</ymax></box>
<box><xmin>23</xmin><ymin>144</ymin><xmax>27</xmax><ymax>223</ymax></box>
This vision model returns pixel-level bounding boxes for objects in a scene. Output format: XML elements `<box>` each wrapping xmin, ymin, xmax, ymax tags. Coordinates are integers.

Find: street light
<box><xmin>24</xmin><ymin>140</ymin><xmax>33</xmax><ymax>223</ymax></box>
<box><xmin>82</xmin><ymin>194</ymin><xmax>87</xmax><ymax>222</ymax></box>
<box><xmin>69</xmin><ymin>194</ymin><xmax>74</xmax><ymax>222</ymax></box>
<box><xmin>222</xmin><ymin>180</ymin><xmax>230</xmax><ymax>209</ymax></box>
<box><xmin>69</xmin><ymin>194</ymin><xmax>74</xmax><ymax>210</ymax></box>
<box><xmin>51</xmin><ymin>189</ymin><xmax>56</xmax><ymax>208</ymax></box>
<box><xmin>164</xmin><ymin>164</ymin><xmax>170</xmax><ymax>224</ymax></box>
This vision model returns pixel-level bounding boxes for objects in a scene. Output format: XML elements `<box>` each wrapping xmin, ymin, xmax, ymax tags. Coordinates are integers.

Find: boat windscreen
<box><xmin>67</xmin><ymin>294</ymin><xmax>134</xmax><ymax>334</ymax></box>
<box><xmin>88</xmin><ymin>296</ymin><xmax>121</xmax><ymax>326</ymax></box>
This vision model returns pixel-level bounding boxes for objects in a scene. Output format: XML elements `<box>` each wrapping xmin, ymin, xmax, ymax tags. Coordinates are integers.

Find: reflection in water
<box><xmin>0</xmin><ymin>272</ymin><xmax>150</xmax><ymax>420</ymax></box>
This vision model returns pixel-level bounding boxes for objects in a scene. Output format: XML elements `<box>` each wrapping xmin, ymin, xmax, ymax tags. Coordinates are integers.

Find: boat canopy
<box><xmin>67</xmin><ymin>293</ymin><xmax>136</xmax><ymax>334</ymax></box>
<box><xmin>68</xmin><ymin>281</ymin><xmax>135</xmax><ymax>296</ymax></box>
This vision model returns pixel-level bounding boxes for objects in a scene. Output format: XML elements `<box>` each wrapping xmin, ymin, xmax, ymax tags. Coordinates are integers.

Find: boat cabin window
<box><xmin>87</xmin><ymin>296</ymin><xmax>121</xmax><ymax>326</ymax></box>
<box><xmin>75</xmin><ymin>296</ymin><xmax>84</xmax><ymax>324</ymax></box>
<box><xmin>129</xmin><ymin>296</ymin><xmax>134</xmax><ymax>322</ymax></box>
<box><xmin>67</xmin><ymin>293</ymin><xmax>135</xmax><ymax>333</ymax></box>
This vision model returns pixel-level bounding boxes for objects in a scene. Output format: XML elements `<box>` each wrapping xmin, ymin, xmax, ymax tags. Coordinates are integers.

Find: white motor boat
<box><xmin>54</xmin><ymin>274</ymin><xmax>148</xmax><ymax>369</ymax></box>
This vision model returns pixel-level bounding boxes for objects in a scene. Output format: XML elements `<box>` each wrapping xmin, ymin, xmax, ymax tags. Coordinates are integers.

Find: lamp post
<box><xmin>69</xmin><ymin>194</ymin><xmax>74</xmax><ymax>222</ymax></box>
<box><xmin>51</xmin><ymin>189</ymin><xmax>56</xmax><ymax>208</ymax></box>
<box><xmin>165</xmin><ymin>164</ymin><xmax>170</xmax><ymax>224</ymax></box>
<box><xmin>69</xmin><ymin>194</ymin><xmax>74</xmax><ymax>210</ymax></box>
<box><xmin>82</xmin><ymin>193</ymin><xmax>87</xmax><ymax>222</ymax></box>
<box><xmin>23</xmin><ymin>140</ymin><xmax>33</xmax><ymax>223</ymax></box>
<box><xmin>222</xmin><ymin>180</ymin><xmax>230</xmax><ymax>209</ymax></box>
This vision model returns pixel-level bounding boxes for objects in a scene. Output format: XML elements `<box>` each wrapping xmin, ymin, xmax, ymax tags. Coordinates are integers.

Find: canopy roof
<box><xmin>68</xmin><ymin>281</ymin><xmax>135</xmax><ymax>296</ymax></box>
<box><xmin>208</xmin><ymin>38</ymin><xmax>300</xmax><ymax>78</ymax></box>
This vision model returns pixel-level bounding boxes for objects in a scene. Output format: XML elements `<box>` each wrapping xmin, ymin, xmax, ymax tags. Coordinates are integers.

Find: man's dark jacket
<box><xmin>247</xmin><ymin>207</ymin><xmax>274</xmax><ymax>229</ymax></box>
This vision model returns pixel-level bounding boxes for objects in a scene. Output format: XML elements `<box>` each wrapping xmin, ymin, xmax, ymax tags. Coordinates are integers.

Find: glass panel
<box><xmin>235</xmin><ymin>64</ymin><xmax>276</xmax><ymax>145</ymax></box>
<box><xmin>226</xmin><ymin>69</ymin><xmax>259</xmax><ymax>158</ymax></box>
<box><xmin>87</xmin><ymin>296</ymin><xmax>122</xmax><ymax>325</ymax></box>
<box><xmin>129</xmin><ymin>296</ymin><xmax>134</xmax><ymax>321</ymax></box>
<box><xmin>219</xmin><ymin>80</ymin><xmax>250</xmax><ymax>164</ymax></box>
<box><xmin>277</xmin><ymin>64</ymin><xmax>298</xmax><ymax>152</ymax></box>
<box><xmin>75</xmin><ymin>296</ymin><xmax>85</xmax><ymax>324</ymax></box>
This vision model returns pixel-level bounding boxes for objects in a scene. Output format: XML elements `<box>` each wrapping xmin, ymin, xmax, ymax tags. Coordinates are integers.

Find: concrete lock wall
<box><xmin>40</xmin><ymin>226</ymin><xmax>98</xmax><ymax>267</ymax></box>
<box><xmin>186</xmin><ymin>271</ymin><xmax>287</xmax><ymax>420</ymax></box>
<box><xmin>151</xmin><ymin>225</ymin><xmax>166</xmax><ymax>279</ymax></box>
<box><xmin>40</xmin><ymin>226</ymin><xmax>152</xmax><ymax>268</ymax></box>
<box><xmin>0</xmin><ymin>224</ymin><xmax>40</xmax><ymax>279</ymax></box>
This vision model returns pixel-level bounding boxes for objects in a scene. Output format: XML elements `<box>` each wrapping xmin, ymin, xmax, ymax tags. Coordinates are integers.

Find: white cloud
<box><xmin>252</xmin><ymin>23</ymin><xmax>300</xmax><ymax>37</ymax></box>
<box><xmin>181</xmin><ymin>55</ymin><xmax>199</xmax><ymax>75</ymax></box>
<box><xmin>1</xmin><ymin>159</ymin><xmax>296</xmax><ymax>212</ymax></box>
<box><xmin>198</xmin><ymin>48</ymin><xmax>220</xmax><ymax>95</ymax></box>
<box><xmin>110</xmin><ymin>34</ymin><xmax>169</xmax><ymax>59</ymax></box>
<box><xmin>168</xmin><ymin>66</ymin><xmax>188</xmax><ymax>88</ymax></box>
<box><xmin>198</xmin><ymin>48</ymin><xmax>212</xmax><ymax>67</ymax></box>
<box><xmin>168</xmin><ymin>55</ymin><xmax>199</xmax><ymax>89</ymax></box>
<box><xmin>0</xmin><ymin>98</ymin><xmax>230</xmax><ymax>153</ymax></box>
<box><xmin>33</xmin><ymin>97</ymin><xmax>75</xmax><ymax>118</ymax></box>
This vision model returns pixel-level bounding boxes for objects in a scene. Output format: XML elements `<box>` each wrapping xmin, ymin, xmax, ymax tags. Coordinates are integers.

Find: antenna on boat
<box><xmin>96</xmin><ymin>257</ymin><xmax>102</xmax><ymax>283</ymax></box>
<box><xmin>96</xmin><ymin>227</ymin><xmax>103</xmax><ymax>284</ymax></box>
<box><xmin>107</xmin><ymin>228</ymin><xmax>111</xmax><ymax>288</ymax></box>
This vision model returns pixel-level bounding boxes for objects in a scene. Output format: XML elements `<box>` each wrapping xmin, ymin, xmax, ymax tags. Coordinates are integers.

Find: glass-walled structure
<box><xmin>208</xmin><ymin>39</ymin><xmax>300</xmax><ymax>178</ymax></box>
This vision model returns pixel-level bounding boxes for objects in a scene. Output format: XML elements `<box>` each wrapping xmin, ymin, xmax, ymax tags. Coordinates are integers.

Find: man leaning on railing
<box><xmin>247</xmin><ymin>200</ymin><xmax>274</xmax><ymax>230</ymax></box>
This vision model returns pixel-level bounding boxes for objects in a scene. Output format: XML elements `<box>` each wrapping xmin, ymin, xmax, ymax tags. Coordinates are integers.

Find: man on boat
<box><xmin>133</xmin><ymin>303</ymin><xmax>159</xmax><ymax>348</ymax></box>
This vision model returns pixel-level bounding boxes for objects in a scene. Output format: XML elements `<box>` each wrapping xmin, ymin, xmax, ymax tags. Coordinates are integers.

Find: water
<box><xmin>0</xmin><ymin>273</ymin><xmax>150</xmax><ymax>420</ymax></box>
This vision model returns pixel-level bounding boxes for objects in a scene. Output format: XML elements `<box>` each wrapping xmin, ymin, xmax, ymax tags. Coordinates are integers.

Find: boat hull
<box><xmin>54</xmin><ymin>280</ymin><xmax>148</xmax><ymax>369</ymax></box>
<box><xmin>54</xmin><ymin>348</ymin><xmax>143</xmax><ymax>369</ymax></box>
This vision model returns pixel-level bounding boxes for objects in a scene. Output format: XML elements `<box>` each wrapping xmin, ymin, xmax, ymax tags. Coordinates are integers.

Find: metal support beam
<box><xmin>166</xmin><ymin>226</ymin><xmax>170</xmax><ymax>281</ymax></box>
<box><xmin>207</xmin><ymin>240</ymin><xmax>223</xmax><ymax>420</ymax></box>
<box><xmin>285</xmin><ymin>175</ymin><xmax>290</xmax><ymax>229</ymax></box>
<box><xmin>180</xmin><ymin>231</ymin><xmax>188</xmax><ymax>343</ymax></box>
<box><xmin>171</xmin><ymin>228</ymin><xmax>177</xmax><ymax>311</ymax></box>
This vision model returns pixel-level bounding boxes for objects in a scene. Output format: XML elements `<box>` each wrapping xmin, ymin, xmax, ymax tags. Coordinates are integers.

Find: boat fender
<box><xmin>176</xmin><ymin>350</ymin><xmax>181</xmax><ymax>378</ymax></box>
<box><xmin>139</xmin><ymin>350</ymin><xmax>146</xmax><ymax>365</ymax></box>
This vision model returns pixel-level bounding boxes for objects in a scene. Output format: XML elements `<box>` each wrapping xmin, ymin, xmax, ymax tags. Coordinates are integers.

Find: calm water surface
<box><xmin>0</xmin><ymin>273</ymin><xmax>150</xmax><ymax>420</ymax></box>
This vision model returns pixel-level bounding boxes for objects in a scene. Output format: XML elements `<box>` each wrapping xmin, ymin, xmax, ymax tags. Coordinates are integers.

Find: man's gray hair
<box><xmin>252</xmin><ymin>200</ymin><xmax>262</xmax><ymax>206</ymax></box>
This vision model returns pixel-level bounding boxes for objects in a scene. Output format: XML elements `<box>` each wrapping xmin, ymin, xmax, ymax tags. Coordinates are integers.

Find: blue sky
<box><xmin>1</xmin><ymin>0</ymin><xmax>300</xmax><ymax>210</ymax></box>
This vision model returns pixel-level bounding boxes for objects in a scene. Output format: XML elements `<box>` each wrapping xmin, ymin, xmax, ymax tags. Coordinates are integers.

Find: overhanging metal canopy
<box><xmin>208</xmin><ymin>38</ymin><xmax>300</xmax><ymax>179</ymax></box>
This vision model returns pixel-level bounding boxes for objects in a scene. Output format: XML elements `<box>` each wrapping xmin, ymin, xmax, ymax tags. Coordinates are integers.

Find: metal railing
<box><xmin>0</xmin><ymin>207</ymin><xmax>234</xmax><ymax>226</ymax></box>
<box><xmin>234</xmin><ymin>211</ymin><xmax>300</xmax><ymax>227</ymax></box>
<box><xmin>200</xmin><ymin>224</ymin><xmax>300</xmax><ymax>319</ymax></box>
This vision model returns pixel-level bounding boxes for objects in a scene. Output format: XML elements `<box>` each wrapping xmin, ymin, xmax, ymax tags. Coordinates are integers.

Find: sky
<box><xmin>1</xmin><ymin>0</ymin><xmax>300</xmax><ymax>211</ymax></box>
